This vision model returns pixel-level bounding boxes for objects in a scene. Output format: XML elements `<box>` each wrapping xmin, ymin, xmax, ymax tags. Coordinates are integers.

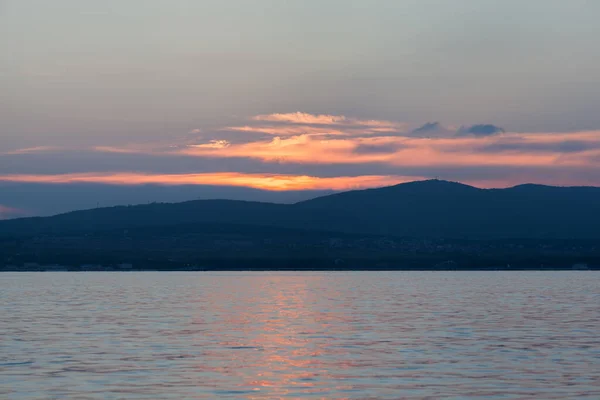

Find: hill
<box><xmin>296</xmin><ymin>180</ymin><xmax>600</xmax><ymax>239</ymax></box>
<box><xmin>1</xmin><ymin>179</ymin><xmax>600</xmax><ymax>240</ymax></box>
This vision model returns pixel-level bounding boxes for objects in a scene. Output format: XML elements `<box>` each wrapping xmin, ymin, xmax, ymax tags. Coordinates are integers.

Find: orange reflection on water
<box><xmin>191</xmin><ymin>275</ymin><xmax>359</xmax><ymax>398</ymax></box>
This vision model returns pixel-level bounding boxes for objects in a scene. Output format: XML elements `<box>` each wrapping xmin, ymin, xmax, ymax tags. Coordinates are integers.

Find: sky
<box><xmin>2</xmin><ymin>0</ymin><xmax>600</xmax><ymax>217</ymax></box>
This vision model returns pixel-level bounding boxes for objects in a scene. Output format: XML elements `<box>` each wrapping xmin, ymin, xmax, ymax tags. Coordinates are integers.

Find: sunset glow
<box><xmin>4</xmin><ymin>113</ymin><xmax>600</xmax><ymax>195</ymax></box>
<box><xmin>178</xmin><ymin>121</ymin><xmax>600</xmax><ymax>169</ymax></box>
<box><xmin>0</xmin><ymin>172</ymin><xmax>415</xmax><ymax>191</ymax></box>
<box><xmin>252</xmin><ymin>112</ymin><xmax>402</xmax><ymax>130</ymax></box>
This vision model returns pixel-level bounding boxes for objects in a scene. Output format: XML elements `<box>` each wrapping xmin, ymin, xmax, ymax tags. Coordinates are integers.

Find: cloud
<box><xmin>7</xmin><ymin>124</ymin><xmax>597</xmax><ymax>177</ymax></box>
<box><xmin>251</xmin><ymin>112</ymin><xmax>405</xmax><ymax>131</ymax></box>
<box><xmin>224</xmin><ymin>112</ymin><xmax>409</xmax><ymax>143</ymax></box>
<box><xmin>187</xmin><ymin>140</ymin><xmax>231</xmax><ymax>149</ymax></box>
<box><xmin>458</xmin><ymin>124</ymin><xmax>505</xmax><ymax>136</ymax></box>
<box><xmin>2</xmin><ymin>146</ymin><xmax>63</xmax><ymax>155</ymax></box>
<box><xmin>253</xmin><ymin>112</ymin><xmax>347</xmax><ymax>125</ymax></box>
<box><xmin>225</xmin><ymin>125</ymin><xmax>349</xmax><ymax>137</ymax></box>
<box><xmin>92</xmin><ymin>146</ymin><xmax>144</xmax><ymax>154</ymax></box>
<box><xmin>180</xmin><ymin>134</ymin><xmax>407</xmax><ymax>165</ymax></box>
<box><xmin>411</xmin><ymin>122</ymin><xmax>456</xmax><ymax>138</ymax></box>
<box><xmin>479</xmin><ymin>139</ymin><xmax>600</xmax><ymax>154</ymax></box>
<box><xmin>0</xmin><ymin>172</ymin><xmax>416</xmax><ymax>192</ymax></box>
<box><xmin>413</xmin><ymin>122</ymin><xmax>440</xmax><ymax>133</ymax></box>
<box><xmin>177</xmin><ymin>131</ymin><xmax>596</xmax><ymax>169</ymax></box>
<box><xmin>3</xmin><ymin>112</ymin><xmax>600</xmax><ymax>199</ymax></box>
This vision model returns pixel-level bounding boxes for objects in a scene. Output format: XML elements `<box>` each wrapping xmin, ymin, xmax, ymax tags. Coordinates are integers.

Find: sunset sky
<box><xmin>2</xmin><ymin>0</ymin><xmax>600</xmax><ymax>217</ymax></box>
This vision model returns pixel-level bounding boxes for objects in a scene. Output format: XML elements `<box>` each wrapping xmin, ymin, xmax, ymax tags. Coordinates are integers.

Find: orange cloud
<box><xmin>180</xmin><ymin>134</ymin><xmax>584</xmax><ymax>168</ymax></box>
<box><xmin>2</xmin><ymin>172</ymin><xmax>599</xmax><ymax>192</ymax></box>
<box><xmin>176</xmin><ymin>130</ymin><xmax>600</xmax><ymax>169</ymax></box>
<box><xmin>6</xmin><ymin>113</ymin><xmax>600</xmax><ymax>192</ymax></box>
<box><xmin>0</xmin><ymin>172</ymin><xmax>416</xmax><ymax>191</ymax></box>
<box><xmin>252</xmin><ymin>112</ymin><xmax>404</xmax><ymax>130</ymax></box>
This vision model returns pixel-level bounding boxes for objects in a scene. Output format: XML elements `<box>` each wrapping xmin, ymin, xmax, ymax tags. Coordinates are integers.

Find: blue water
<box><xmin>1</xmin><ymin>272</ymin><xmax>599</xmax><ymax>399</ymax></box>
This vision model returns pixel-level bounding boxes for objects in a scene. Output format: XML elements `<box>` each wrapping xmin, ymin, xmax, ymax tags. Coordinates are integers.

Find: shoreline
<box><xmin>2</xmin><ymin>267</ymin><xmax>595</xmax><ymax>272</ymax></box>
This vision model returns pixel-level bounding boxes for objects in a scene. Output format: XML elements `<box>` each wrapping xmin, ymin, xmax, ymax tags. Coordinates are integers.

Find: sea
<box><xmin>1</xmin><ymin>272</ymin><xmax>599</xmax><ymax>399</ymax></box>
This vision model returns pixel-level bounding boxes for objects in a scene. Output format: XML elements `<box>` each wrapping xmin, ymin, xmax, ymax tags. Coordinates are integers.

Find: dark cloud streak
<box><xmin>479</xmin><ymin>140</ymin><xmax>600</xmax><ymax>154</ymax></box>
<box><xmin>458</xmin><ymin>124</ymin><xmax>505</xmax><ymax>136</ymax></box>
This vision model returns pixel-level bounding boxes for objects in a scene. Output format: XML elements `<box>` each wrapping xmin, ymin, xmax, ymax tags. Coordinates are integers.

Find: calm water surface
<box><xmin>1</xmin><ymin>272</ymin><xmax>599</xmax><ymax>399</ymax></box>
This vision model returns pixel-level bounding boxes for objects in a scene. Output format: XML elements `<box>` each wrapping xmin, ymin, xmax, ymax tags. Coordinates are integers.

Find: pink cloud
<box><xmin>6</xmin><ymin>112</ymin><xmax>600</xmax><ymax>191</ymax></box>
<box><xmin>177</xmin><ymin>130</ymin><xmax>600</xmax><ymax>169</ymax></box>
<box><xmin>252</xmin><ymin>112</ymin><xmax>405</xmax><ymax>131</ymax></box>
<box><xmin>253</xmin><ymin>112</ymin><xmax>348</xmax><ymax>125</ymax></box>
<box><xmin>0</xmin><ymin>172</ymin><xmax>418</xmax><ymax>191</ymax></box>
<box><xmin>187</xmin><ymin>140</ymin><xmax>231</xmax><ymax>149</ymax></box>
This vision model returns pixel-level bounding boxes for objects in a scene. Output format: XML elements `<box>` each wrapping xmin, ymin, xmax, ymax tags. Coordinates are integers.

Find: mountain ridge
<box><xmin>2</xmin><ymin>179</ymin><xmax>600</xmax><ymax>239</ymax></box>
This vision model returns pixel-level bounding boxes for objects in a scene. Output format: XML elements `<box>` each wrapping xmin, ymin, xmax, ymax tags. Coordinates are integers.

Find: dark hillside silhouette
<box><xmin>2</xmin><ymin>180</ymin><xmax>600</xmax><ymax>239</ymax></box>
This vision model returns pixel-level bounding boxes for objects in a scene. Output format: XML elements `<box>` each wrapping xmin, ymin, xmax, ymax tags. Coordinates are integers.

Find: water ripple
<box><xmin>1</xmin><ymin>271</ymin><xmax>599</xmax><ymax>399</ymax></box>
